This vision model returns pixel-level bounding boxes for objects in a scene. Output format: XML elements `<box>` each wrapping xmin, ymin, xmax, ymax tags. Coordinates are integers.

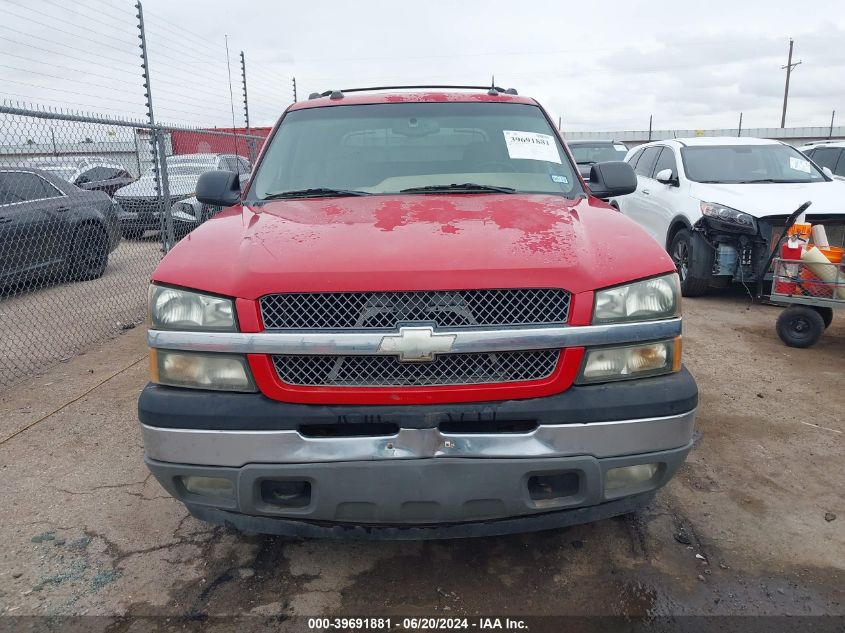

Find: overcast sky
<box><xmin>1</xmin><ymin>0</ymin><xmax>844</xmax><ymax>133</ymax></box>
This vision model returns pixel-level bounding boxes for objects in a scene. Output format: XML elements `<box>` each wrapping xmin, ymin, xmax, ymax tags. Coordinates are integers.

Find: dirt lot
<box><xmin>0</xmin><ymin>288</ymin><xmax>842</xmax><ymax>628</ymax></box>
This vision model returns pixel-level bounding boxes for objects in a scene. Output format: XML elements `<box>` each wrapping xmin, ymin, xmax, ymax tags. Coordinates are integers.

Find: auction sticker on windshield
<box><xmin>503</xmin><ymin>131</ymin><xmax>561</xmax><ymax>164</ymax></box>
<box><xmin>789</xmin><ymin>156</ymin><xmax>812</xmax><ymax>174</ymax></box>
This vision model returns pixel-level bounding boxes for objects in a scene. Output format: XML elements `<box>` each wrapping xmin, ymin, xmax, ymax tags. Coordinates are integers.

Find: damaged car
<box><xmin>612</xmin><ymin>137</ymin><xmax>845</xmax><ymax>296</ymax></box>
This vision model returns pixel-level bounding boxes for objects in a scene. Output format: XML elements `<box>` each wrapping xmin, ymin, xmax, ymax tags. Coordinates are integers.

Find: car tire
<box><xmin>669</xmin><ymin>229</ymin><xmax>710</xmax><ymax>297</ymax></box>
<box><xmin>70</xmin><ymin>224</ymin><xmax>109</xmax><ymax>281</ymax></box>
<box><xmin>776</xmin><ymin>306</ymin><xmax>824</xmax><ymax>348</ymax></box>
<box><xmin>121</xmin><ymin>226</ymin><xmax>145</xmax><ymax>240</ymax></box>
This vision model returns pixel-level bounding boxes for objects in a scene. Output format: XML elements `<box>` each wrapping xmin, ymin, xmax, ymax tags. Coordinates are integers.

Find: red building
<box><xmin>169</xmin><ymin>127</ymin><xmax>272</xmax><ymax>160</ymax></box>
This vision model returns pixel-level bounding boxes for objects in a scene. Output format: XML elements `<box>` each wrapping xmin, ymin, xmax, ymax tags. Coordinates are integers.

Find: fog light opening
<box><xmin>604</xmin><ymin>463</ymin><xmax>660</xmax><ymax>495</ymax></box>
<box><xmin>527</xmin><ymin>472</ymin><xmax>580</xmax><ymax>508</ymax></box>
<box><xmin>260</xmin><ymin>480</ymin><xmax>311</xmax><ymax>508</ymax></box>
<box><xmin>180</xmin><ymin>476</ymin><xmax>234</xmax><ymax>500</ymax></box>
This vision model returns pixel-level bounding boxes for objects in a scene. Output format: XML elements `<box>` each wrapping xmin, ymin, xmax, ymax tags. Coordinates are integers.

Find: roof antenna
<box><xmin>488</xmin><ymin>74</ymin><xmax>498</xmax><ymax>96</ymax></box>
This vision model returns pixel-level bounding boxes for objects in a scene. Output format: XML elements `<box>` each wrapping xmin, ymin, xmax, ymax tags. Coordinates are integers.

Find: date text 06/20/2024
<box><xmin>307</xmin><ymin>617</ymin><xmax>529</xmax><ymax>630</ymax></box>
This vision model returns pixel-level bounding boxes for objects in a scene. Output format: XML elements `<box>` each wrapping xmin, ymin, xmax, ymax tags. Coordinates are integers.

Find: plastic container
<box><xmin>818</xmin><ymin>246</ymin><xmax>843</xmax><ymax>264</ymax></box>
<box><xmin>787</xmin><ymin>223</ymin><xmax>812</xmax><ymax>241</ymax></box>
<box><xmin>775</xmin><ymin>238</ymin><xmax>804</xmax><ymax>295</ymax></box>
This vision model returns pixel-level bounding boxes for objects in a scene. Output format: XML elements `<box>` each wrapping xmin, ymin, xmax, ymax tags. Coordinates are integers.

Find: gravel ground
<box><xmin>0</xmin><ymin>287</ymin><xmax>842</xmax><ymax>629</ymax></box>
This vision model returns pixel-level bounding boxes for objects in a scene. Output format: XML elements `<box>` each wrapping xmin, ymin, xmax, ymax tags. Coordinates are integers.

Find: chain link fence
<box><xmin>0</xmin><ymin>104</ymin><xmax>266</xmax><ymax>388</ymax></box>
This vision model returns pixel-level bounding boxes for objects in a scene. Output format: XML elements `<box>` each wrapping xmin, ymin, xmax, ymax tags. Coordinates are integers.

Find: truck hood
<box><xmin>687</xmin><ymin>179</ymin><xmax>845</xmax><ymax>219</ymax></box>
<box><xmin>114</xmin><ymin>175</ymin><xmax>199</xmax><ymax>199</ymax></box>
<box><xmin>152</xmin><ymin>193</ymin><xmax>675</xmax><ymax>299</ymax></box>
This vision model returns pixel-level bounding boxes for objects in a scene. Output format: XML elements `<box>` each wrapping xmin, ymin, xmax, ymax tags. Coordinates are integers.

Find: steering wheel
<box><xmin>474</xmin><ymin>161</ymin><xmax>517</xmax><ymax>173</ymax></box>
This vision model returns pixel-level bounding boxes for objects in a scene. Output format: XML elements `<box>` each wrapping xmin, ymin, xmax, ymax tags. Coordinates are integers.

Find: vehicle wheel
<box><xmin>121</xmin><ymin>226</ymin><xmax>145</xmax><ymax>240</ymax></box>
<box><xmin>776</xmin><ymin>306</ymin><xmax>824</xmax><ymax>348</ymax></box>
<box><xmin>669</xmin><ymin>229</ymin><xmax>710</xmax><ymax>297</ymax></box>
<box><xmin>814</xmin><ymin>306</ymin><xmax>834</xmax><ymax>329</ymax></box>
<box><xmin>70</xmin><ymin>225</ymin><xmax>109</xmax><ymax>281</ymax></box>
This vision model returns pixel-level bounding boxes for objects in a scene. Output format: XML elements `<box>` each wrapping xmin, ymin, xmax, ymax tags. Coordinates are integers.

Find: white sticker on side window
<box><xmin>789</xmin><ymin>156</ymin><xmax>812</xmax><ymax>173</ymax></box>
<box><xmin>503</xmin><ymin>131</ymin><xmax>561</xmax><ymax>164</ymax></box>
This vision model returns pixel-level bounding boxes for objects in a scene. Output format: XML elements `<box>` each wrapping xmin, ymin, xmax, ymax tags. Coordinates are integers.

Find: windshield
<box><xmin>569</xmin><ymin>143</ymin><xmax>628</xmax><ymax>164</ymax></box>
<box><xmin>681</xmin><ymin>144</ymin><xmax>827</xmax><ymax>183</ymax></box>
<box><xmin>249</xmin><ymin>102</ymin><xmax>581</xmax><ymax>198</ymax></box>
<box><xmin>145</xmin><ymin>163</ymin><xmax>214</xmax><ymax>177</ymax></box>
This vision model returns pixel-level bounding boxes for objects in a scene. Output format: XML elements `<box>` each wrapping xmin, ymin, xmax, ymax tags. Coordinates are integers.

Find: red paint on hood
<box><xmin>152</xmin><ymin>193</ymin><xmax>674</xmax><ymax>298</ymax></box>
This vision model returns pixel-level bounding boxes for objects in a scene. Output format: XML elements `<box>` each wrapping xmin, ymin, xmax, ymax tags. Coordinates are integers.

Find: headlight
<box><xmin>577</xmin><ymin>338</ymin><xmax>681</xmax><ymax>384</ymax></box>
<box><xmin>150</xmin><ymin>349</ymin><xmax>255</xmax><ymax>392</ymax></box>
<box><xmin>700</xmin><ymin>201</ymin><xmax>757</xmax><ymax>233</ymax></box>
<box><xmin>593</xmin><ymin>274</ymin><xmax>680</xmax><ymax>324</ymax></box>
<box><xmin>149</xmin><ymin>285</ymin><xmax>236</xmax><ymax>331</ymax></box>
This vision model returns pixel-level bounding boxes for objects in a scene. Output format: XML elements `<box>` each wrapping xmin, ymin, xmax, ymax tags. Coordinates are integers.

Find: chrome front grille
<box><xmin>260</xmin><ymin>289</ymin><xmax>571</xmax><ymax>330</ymax></box>
<box><xmin>272</xmin><ymin>350</ymin><xmax>560</xmax><ymax>387</ymax></box>
<box><xmin>115</xmin><ymin>195</ymin><xmax>187</xmax><ymax>217</ymax></box>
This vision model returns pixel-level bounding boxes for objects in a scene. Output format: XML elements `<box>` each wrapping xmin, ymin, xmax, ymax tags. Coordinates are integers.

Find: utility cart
<box><xmin>769</xmin><ymin>259</ymin><xmax>843</xmax><ymax>347</ymax></box>
<box><xmin>759</xmin><ymin>202</ymin><xmax>845</xmax><ymax>348</ymax></box>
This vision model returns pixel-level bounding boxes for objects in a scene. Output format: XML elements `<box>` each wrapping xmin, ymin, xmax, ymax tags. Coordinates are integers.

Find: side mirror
<box><xmin>196</xmin><ymin>170</ymin><xmax>241</xmax><ymax>207</ymax></box>
<box><xmin>822</xmin><ymin>166</ymin><xmax>834</xmax><ymax>178</ymax></box>
<box><xmin>655</xmin><ymin>168</ymin><xmax>679</xmax><ymax>186</ymax></box>
<box><xmin>587</xmin><ymin>161</ymin><xmax>637</xmax><ymax>199</ymax></box>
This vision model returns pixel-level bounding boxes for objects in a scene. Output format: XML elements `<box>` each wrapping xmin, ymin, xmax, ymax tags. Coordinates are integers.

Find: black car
<box><xmin>566</xmin><ymin>140</ymin><xmax>629</xmax><ymax>179</ymax></box>
<box><xmin>26</xmin><ymin>158</ymin><xmax>135</xmax><ymax>197</ymax></box>
<box><xmin>0</xmin><ymin>168</ymin><xmax>122</xmax><ymax>287</ymax></box>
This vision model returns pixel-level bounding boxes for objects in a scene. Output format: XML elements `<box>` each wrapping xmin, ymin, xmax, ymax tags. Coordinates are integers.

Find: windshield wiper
<box><xmin>736</xmin><ymin>179</ymin><xmax>806</xmax><ymax>184</ymax></box>
<box><xmin>399</xmin><ymin>183</ymin><xmax>516</xmax><ymax>194</ymax></box>
<box><xmin>261</xmin><ymin>188</ymin><xmax>371</xmax><ymax>200</ymax></box>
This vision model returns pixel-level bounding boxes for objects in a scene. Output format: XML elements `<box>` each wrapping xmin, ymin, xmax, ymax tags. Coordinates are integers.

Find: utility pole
<box><xmin>557</xmin><ymin>116</ymin><xmax>561</xmax><ymax>130</ymax></box>
<box><xmin>292</xmin><ymin>77</ymin><xmax>297</xmax><ymax>102</ymax></box>
<box><xmin>830</xmin><ymin>110</ymin><xmax>836</xmax><ymax>139</ymax></box>
<box><xmin>648</xmin><ymin>114</ymin><xmax>653</xmax><ymax>141</ymax></box>
<box><xmin>738</xmin><ymin>112</ymin><xmax>743</xmax><ymax>137</ymax></box>
<box><xmin>780</xmin><ymin>38</ymin><xmax>802</xmax><ymax>128</ymax></box>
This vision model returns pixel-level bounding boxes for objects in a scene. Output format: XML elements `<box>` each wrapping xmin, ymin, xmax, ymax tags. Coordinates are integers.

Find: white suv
<box><xmin>798</xmin><ymin>141</ymin><xmax>845</xmax><ymax>181</ymax></box>
<box><xmin>612</xmin><ymin>137</ymin><xmax>845</xmax><ymax>296</ymax></box>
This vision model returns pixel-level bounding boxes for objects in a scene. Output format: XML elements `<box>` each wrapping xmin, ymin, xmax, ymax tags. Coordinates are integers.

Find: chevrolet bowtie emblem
<box><xmin>378</xmin><ymin>326</ymin><xmax>456</xmax><ymax>362</ymax></box>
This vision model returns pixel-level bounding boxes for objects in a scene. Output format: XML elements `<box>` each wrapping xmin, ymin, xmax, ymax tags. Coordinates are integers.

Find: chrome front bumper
<box><xmin>141</xmin><ymin>409</ymin><xmax>696</xmax><ymax>467</ymax></box>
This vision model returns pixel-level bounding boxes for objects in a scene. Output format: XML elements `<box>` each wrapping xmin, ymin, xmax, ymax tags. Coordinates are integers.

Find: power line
<box><xmin>0</xmin><ymin>27</ymin><xmax>141</xmax><ymax>71</ymax></box>
<box><xmin>0</xmin><ymin>91</ymin><xmax>145</xmax><ymax>115</ymax></box>
<box><xmin>0</xmin><ymin>77</ymin><xmax>144</xmax><ymax>107</ymax></box>
<box><xmin>5</xmin><ymin>1</ymin><xmax>137</xmax><ymax>48</ymax></box>
<box><xmin>0</xmin><ymin>51</ymin><xmax>144</xmax><ymax>88</ymax></box>
<box><xmin>40</xmin><ymin>0</ymin><xmax>138</xmax><ymax>39</ymax></box>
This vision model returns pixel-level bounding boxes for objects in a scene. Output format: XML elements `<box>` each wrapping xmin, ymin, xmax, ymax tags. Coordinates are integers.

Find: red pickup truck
<box><xmin>139</xmin><ymin>87</ymin><xmax>697</xmax><ymax>538</ymax></box>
